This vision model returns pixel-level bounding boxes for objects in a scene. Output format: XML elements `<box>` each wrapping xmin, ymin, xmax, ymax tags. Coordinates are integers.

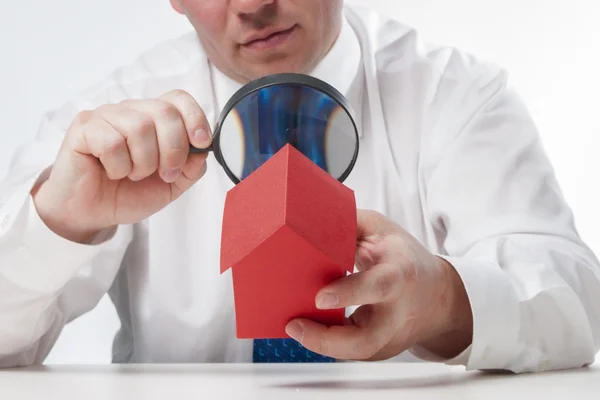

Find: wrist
<box><xmin>442</xmin><ymin>257</ymin><xmax>473</xmax><ymax>335</ymax></box>
<box><xmin>416</xmin><ymin>256</ymin><xmax>473</xmax><ymax>359</ymax></box>
<box><xmin>31</xmin><ymin>180</ymin><xmax>105</xmax><ymax>244</ymax></box>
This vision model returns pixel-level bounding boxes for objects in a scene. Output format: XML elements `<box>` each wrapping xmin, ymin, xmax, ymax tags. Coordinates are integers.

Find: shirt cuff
<box><xmin>1</xmin><ymin>193</ymin><xmax>122</xmax><ymax>294</ymax></box>
<box><xmin>408</xmin><ymin>342</ymin><xmax>472</xmax><ymax>365</ymax></box>
<box><xmin>409</xmin><ymin>255</ymin><xmax>521</xmax><ymax>371</ymax></box>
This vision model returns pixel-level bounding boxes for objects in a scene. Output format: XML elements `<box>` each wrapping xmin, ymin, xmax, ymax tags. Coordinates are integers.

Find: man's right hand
<box><xmin>32</xmin><ymin>90</ymin><xmax>212</xmax><ymax>243</ymax></box>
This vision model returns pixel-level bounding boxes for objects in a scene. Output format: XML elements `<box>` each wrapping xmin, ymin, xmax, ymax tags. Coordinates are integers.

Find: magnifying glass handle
<box><xmin>189</xmin><ymin>144</ymin><xmax>213</xmax><ymax>154</ymax></box>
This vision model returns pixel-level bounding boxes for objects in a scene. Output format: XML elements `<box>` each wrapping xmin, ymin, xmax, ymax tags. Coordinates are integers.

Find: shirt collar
<box><xmin>210</xmin><ymin>16</ymin><xmax>364</xmax><ymax>137</ymax></box>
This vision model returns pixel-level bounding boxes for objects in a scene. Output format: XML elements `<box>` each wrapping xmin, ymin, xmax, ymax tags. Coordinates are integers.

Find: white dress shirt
<box><xmin>1</xmin><ymin>4</ymin><xmax>599</xmax><ymax>372</ymax></box>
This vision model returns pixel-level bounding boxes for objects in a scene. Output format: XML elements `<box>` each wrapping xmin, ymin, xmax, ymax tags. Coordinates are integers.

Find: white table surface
<box><xmin>1</xmin><ymin>361</ymin><xmax>598</xmax><ymax>400</ymax></box>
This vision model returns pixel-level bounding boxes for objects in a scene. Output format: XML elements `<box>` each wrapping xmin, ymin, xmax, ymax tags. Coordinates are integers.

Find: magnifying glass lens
<box><xmin>217</xmin><ymin>82</ymin><xmax>357</xmax><ymax>182</ymax></box>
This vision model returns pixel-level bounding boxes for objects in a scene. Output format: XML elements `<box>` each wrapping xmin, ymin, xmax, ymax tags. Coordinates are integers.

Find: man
<box><xmin>0</xmin><ymin>0</ymin><xmax>599</xmax><ymax>372</ymax></box>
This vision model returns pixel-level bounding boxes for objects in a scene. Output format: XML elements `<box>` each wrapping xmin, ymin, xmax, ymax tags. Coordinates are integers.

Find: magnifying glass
<box><xmin>190</xmin><ymin>73</ymin><xmax>359</xmax><ymax>184</ymax></box>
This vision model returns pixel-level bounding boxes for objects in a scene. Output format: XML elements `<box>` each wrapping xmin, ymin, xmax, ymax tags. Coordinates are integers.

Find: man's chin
<box><xmin>243</xmin><ymin>57</ymin><xmax>315</xmax><ymax>80</ymax></box>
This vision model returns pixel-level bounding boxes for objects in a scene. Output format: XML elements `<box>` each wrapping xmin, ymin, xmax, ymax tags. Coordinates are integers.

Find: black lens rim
<box><xmin>190</xmin><ymin>73</ymin><xmax>360</xmax><ymax>185</ymax></box>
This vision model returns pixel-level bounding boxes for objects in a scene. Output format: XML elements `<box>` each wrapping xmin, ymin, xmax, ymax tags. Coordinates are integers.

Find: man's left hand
<box><xmin>285</xmin><ymin>209</ymin><xmax>474</xmax><ymax>361</ymax></box>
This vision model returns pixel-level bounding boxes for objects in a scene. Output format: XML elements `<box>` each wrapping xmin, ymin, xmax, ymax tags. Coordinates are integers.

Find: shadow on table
<box><xmin>267</xmin><ymin>365</ymin><xmax>597</xmax><ymax>391</ymax></box>
<box><xmin>269</xmin><ymin>371</ymin><xmax>489</xmax><ymax>390</ymax></box>
<box><xmin>6</xmin><ymin>362</ymin><xmax>596</xmax><ymax>391</ymax></box>
<box><xmin>6</xmin><ymin>363</ymin><xmax>348</xmax><ymax>376</ymax></box>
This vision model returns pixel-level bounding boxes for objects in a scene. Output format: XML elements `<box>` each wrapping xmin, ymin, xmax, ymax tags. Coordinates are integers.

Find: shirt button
<box><xmin>0</xmin><ymin>214</ymin><xmax>9</xmax><ymax>231</ymax></box>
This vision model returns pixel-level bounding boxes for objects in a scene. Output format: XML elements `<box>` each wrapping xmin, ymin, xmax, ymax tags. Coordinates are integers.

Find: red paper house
<box><xmin>220</xmin><ymin>144</ymin><xmax>357</xmax><ymax>339</ymax></box>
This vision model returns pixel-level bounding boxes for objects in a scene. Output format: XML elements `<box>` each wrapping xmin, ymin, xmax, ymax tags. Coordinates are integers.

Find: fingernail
<box><xmin>194</xmin><ymin>128</ymin><xmax>210</xmax><ymax>146</ymax></box>
<box><xmin>285</xmin><ymin>321</ymin><xmax>304</xmax><ymax>343</ymax></box>
<box><xmin>163</xmin><ymin>168</ymin><xmax>181</xmax><ymax>183</ymax></box>
<box><xmin>316</xmin><ymin>293</ymin><xmax>339</xmax><ymax>309</ymax></box>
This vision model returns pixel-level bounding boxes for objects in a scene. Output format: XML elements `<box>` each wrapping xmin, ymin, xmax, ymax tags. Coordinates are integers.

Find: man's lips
<box><xmin>240</xmin><ymin>25</ymin><xmax>297</xmax><ymax>50</ymax></box>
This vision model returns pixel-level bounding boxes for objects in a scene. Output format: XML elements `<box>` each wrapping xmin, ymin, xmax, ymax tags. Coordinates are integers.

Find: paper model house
<box><xmin>220</xmin><ymin>144</ymin><xmax>357</xmax><ymax>339</ymax></box>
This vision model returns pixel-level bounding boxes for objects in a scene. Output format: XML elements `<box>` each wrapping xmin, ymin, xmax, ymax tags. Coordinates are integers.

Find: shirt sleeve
<box><xmin>414</xmin><ymin>69</ymin><xmax>600</xmax><ymax>373</ymax></box>
<box><xmin>0</xmin><ymin>107</ymin><xmax>133</xmax><ymax>367</ymax></box>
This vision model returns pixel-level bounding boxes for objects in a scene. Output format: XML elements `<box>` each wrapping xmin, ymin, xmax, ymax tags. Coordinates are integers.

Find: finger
<box><xmin>356</xmin><ymin>209</ymin><xmax>390</xmax><ymax>239</ymax></box>
<box><xmin>355</xmin><ymin>235</ymin><xmax>381</xmax><ymax>271</ymax></box>
<box><xmin>355</xmin><ymin>210</ymin><xmax>411</xmax><ymax>271</ymax></box>
<box><xmin>125</xmin><ymin>99</ymin><xmax>189</xmax><ymax>183</ymax></box>
<box><xmin>159</xmin><ymin>90</ymin><xmax>212</xmax><ymax>149</ymax></box>
<box><xmin>286</xmin><ymin>305</ymin><xmax>397</xmax><ymax>360</ymax></box>
<box><xmin>182</xmin><ymin>152</ymin><xmax>209</xmax><ymax>182</ymax></box>
<box><xmin>354</xmin><ymin>210</ymin><xmax>389</xmax><ymax>270</ymax></box>
<box><xmin>97</xmin><ymin>104</ymin><xmax>159</xmax><ymax>181</ymax></box>
<box><xmin>316</xmin><ymin>263</ymin><xmax>403</xmax><ymax>309</ymax></box>
<box><xmin>170</xmin><ymin>152</ymin><xmax>209</xmax><ymax>198</ymax></box>
<box><xmin>73</xmin><ymin>115</ymin><xmax>132</xmax><ymax>180</ymax></box>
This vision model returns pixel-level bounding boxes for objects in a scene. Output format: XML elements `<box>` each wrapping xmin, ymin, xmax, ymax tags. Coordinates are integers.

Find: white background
<box><xmin>1</xmin><ymin>0</ymin><xmax>599</xmax><ymax>364</ymax></box>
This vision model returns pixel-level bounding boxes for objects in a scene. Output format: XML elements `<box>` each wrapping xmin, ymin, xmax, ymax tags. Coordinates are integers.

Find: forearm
<box><xmin>412</xmin><ymin>236</ymin><xmax>600</xmax><ymax>372</ymax></box>
<box><xmin>0</xmin><ymin>192</ymin><xmax>131</xmax><ymax>366</ymax></box>
<box><xmin>419</xmin><ymin>68</ymin><xmax>600</xmax><ymax>372</ymax></box>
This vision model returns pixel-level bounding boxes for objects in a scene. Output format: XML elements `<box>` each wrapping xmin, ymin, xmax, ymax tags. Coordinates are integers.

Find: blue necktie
<box><xmin>242</xmin><ymin>89</ymin><xmax>336</xmax><ymax>364</ymax></box>
<box><xmin>253</xmin><ymin>338</ymin><xmax>335</xmax><ymax>363</ymax></box>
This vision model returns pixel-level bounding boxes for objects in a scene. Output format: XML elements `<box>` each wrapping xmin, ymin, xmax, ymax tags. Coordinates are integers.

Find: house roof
<box><xmin>220</xmin><ymin>144</ymin><xmax>356</xmax><ymax>274</ymax></box>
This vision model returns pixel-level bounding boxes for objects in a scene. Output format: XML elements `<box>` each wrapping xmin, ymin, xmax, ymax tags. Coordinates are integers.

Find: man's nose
<box><xmin>231</xmin><ymin>0</ymin><xmax>275</xmax><ymax>15</ymax></box>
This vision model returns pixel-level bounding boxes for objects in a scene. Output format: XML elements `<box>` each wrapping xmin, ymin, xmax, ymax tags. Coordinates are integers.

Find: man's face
<box><xmin>170</xmin><ymin>0</ymin><xmax>344</xmax><ymax>83</ymax></box>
